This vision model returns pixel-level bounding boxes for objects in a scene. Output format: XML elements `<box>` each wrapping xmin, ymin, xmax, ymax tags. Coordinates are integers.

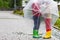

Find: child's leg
<box><xmin>33</xmin><ymin>16</ymin><xmax>40</xmax><ymax>30</ymax></box>
<box><xmin>43</xmin><ymin>13</ymin><xmax>52</xmax><ymax>39</ymax></box>
<box><xmin>33</xmin><ymin>15</ymin><xmax>41</xmax><ymax>38</ymax></box>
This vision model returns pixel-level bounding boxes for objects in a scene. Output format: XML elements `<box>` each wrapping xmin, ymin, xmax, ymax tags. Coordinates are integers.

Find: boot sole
<box><xmin>43</xmin><ymin>37</ymin><xmax>51</xmax><ymax>39</ymax></box>
<box><xmin>33</xmin><ymin>36</ymin><xmax>42</xmax><ymax>38</ymax></box>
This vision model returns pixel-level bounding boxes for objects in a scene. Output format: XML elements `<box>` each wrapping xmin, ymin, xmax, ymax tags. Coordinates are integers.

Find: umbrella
<box><xmin>23</xmin><ymin>0</ymin><xmax>59</xmax><ymax>34</ymax></box>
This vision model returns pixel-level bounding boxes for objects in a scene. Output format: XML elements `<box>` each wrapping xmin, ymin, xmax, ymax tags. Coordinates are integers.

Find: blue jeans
<box><xmin>33</xmin><ymin>16</ymin><xmax>41</xmax><ymax>30</ymax></box>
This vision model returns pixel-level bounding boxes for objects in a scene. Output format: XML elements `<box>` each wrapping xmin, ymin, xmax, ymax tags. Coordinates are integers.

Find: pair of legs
<box><xmin>33</xmin><ymin>13</ymin><xmax>51</xmax><ymax>39</ymax></box>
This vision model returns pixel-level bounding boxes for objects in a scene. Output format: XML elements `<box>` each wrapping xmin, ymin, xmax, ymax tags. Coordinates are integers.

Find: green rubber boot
<box><xmin>33</xmin><ymin>30</ymin><xmax>42</xmax><ymax>38</ymax></box>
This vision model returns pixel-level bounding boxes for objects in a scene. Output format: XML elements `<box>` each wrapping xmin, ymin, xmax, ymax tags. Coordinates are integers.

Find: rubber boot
<box><xmin>43</xmin><ymin>31</ymin><xmax>51</xmax><ymax>39</ymax></box>
<box><xmin>33</xmin><ymin>30</ymin><xmax>42</xmax><ymax>38</ymax></box>
<box><xmin>43</xmin><ymin>18</ymin><xmax>51</xmax><ymax>39</ymax></box>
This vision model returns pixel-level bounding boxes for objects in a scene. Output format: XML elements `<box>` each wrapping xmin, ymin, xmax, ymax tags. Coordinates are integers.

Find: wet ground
<box><xmin>0</xmin><ymin>11</ymin><xmax>60</xmax><ymax>40</ymax></box>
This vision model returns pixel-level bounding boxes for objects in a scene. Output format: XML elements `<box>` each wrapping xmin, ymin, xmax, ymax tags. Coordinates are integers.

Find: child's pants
<box><xmin>33</xmin><ymin>16</ymin><xmax>41</xmax><ymax>30</ymax></box>
<box><xmin>33</xmin><ymin>13</ymin><xmax>51</xmax><ymax>31</ymax></box>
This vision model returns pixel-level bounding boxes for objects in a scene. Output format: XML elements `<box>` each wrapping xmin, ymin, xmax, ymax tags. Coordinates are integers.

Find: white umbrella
<box><xmin>23</xmin><ymin>0</ymin><xmax>59</xmax><ymax>34</ymax></box>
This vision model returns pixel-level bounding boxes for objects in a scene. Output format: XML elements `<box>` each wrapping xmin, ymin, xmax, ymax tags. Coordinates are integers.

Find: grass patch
<box><xmin>13</xmin><ymin>10</ymin><xmax>24</xmax><ymax>17</ymax></box>
<box><xmin>54</xmin><ymin>18</ymin><xmax>60</xmax><ymax>28</ymax></box>
<box><xmin>59</xmin><ymin>11</ymin><xmax>60</xmax><ymax>16</ymax></box>
<box><xmin>54</xmin><ymin>11</ymin><xmax>60</xmax><ymax>29</ymax></box>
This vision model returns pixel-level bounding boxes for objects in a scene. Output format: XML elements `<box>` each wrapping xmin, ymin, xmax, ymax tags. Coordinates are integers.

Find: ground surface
<box><xmin>0</xmin><ymin>11</ymin><xmax>60</xmax><ymax>40</ymax></box>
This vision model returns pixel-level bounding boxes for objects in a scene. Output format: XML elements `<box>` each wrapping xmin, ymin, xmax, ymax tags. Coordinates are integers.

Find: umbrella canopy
<box><xmin>23</xmin><ymin>0</ymin><xmax>59</xmax><ymax>27</ymax></box>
